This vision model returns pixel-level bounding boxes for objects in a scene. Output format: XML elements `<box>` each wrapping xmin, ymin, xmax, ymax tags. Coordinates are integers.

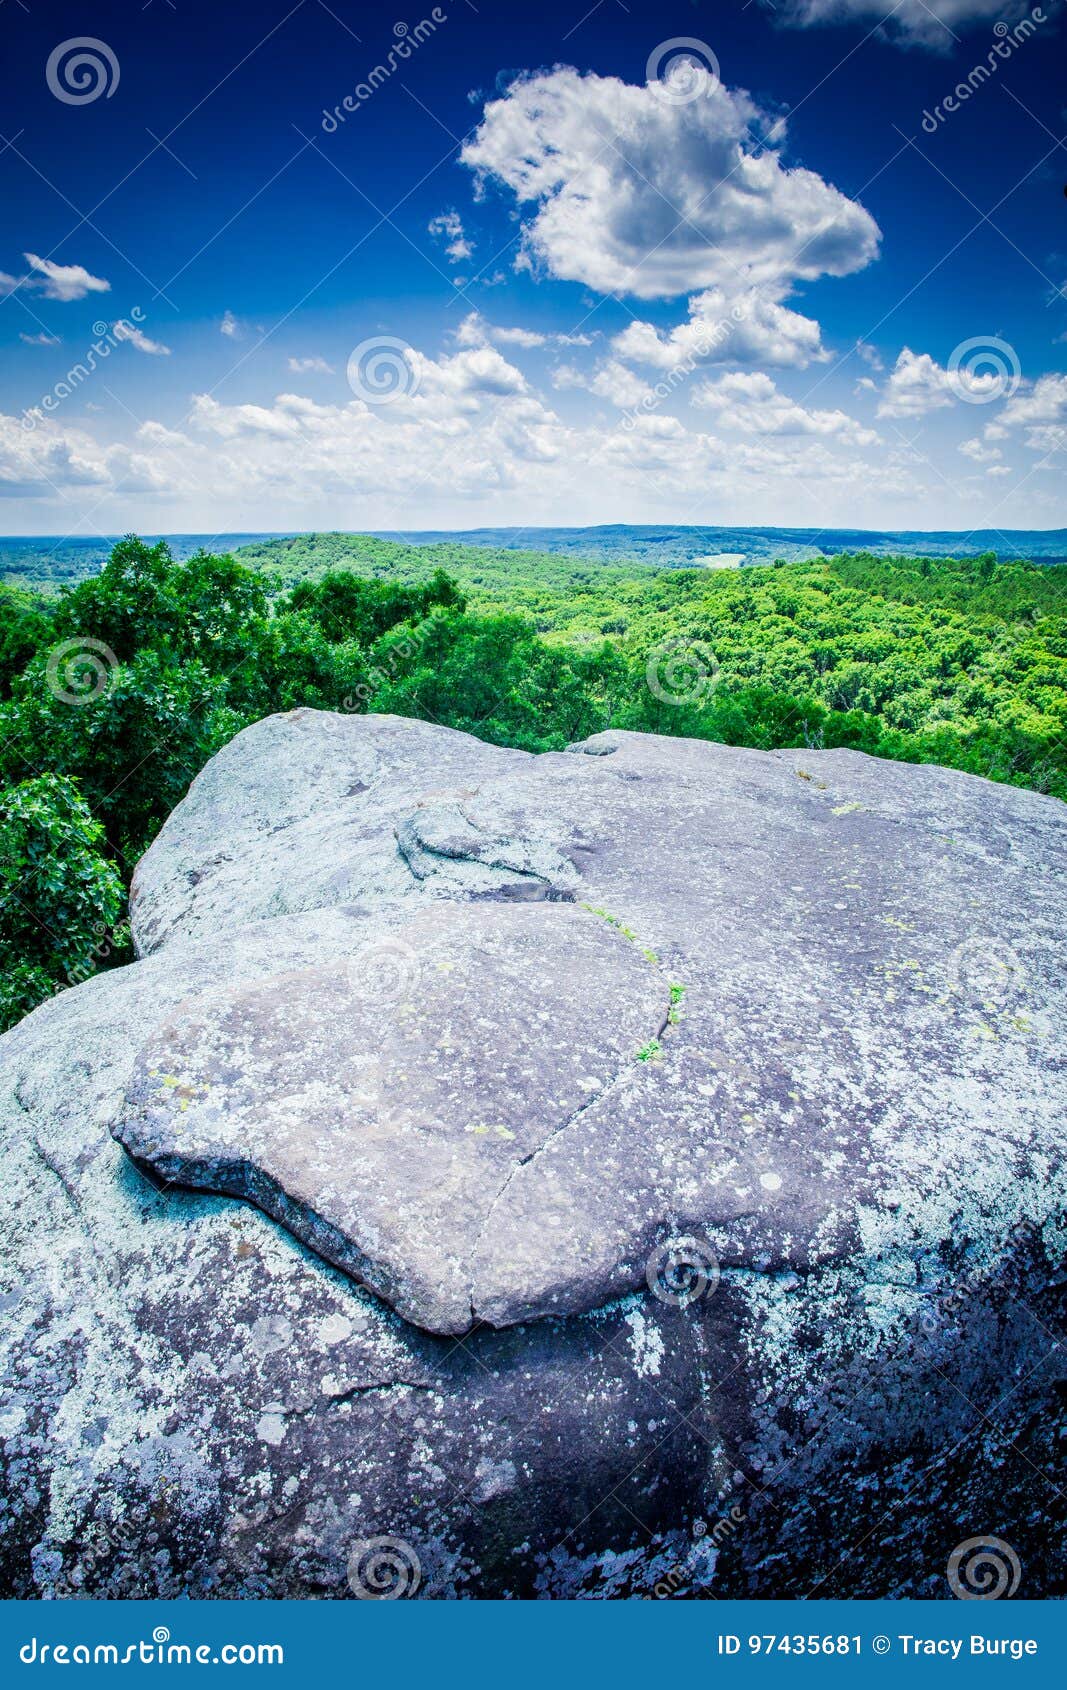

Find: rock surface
<box><xmin>1</xmin><ymin>711</ymin><xmax>1065</xmax><ymax>1598</ymax></box>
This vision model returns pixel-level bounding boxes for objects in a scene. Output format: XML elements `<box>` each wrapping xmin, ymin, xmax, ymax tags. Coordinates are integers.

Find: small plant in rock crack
<box><xmin>636</xmin><ymin>1039</ymin><xmax>662</xmax><ymax>1062</ymax></box>
<box><xmin>667</xmin><ymin>982</ymin><xmax>686</xmax><ymax>1024</ymax></box>
<box><xmin>582</xmin><ymin>902</ymin><xmax>639</xmax><ymax>943</ymax></box>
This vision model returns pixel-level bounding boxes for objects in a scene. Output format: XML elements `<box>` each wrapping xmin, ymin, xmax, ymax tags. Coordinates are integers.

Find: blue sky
<box><xmin>1</xmin><ymin>0</ymin><xmax>1065</xmax><ymax>537</ymax></box>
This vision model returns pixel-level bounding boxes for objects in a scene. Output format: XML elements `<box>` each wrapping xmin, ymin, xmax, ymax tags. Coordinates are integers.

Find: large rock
<box><xmin>1</xmin><ymin>711</ymin><xmax>1064</xmax><ymax>1599</ymax></box>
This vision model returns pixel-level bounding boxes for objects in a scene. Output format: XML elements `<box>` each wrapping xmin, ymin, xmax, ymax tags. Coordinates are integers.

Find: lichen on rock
<box><xmin>1</xmin><ymin>712</ymin><xmax>1064</xmax><ymax>1597</ymax></box>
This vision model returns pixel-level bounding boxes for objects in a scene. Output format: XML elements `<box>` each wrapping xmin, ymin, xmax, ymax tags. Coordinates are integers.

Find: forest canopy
<box><xmin>0</xmin><ymin>533</ymin><xmax>1063</xmax><ymax>1031</ymax></box>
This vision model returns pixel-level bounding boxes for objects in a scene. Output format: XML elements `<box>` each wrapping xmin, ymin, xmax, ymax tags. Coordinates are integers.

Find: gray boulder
<box><xmin>1</xmin><ymin>711</ymin><xmax>1064</xmax><ymax>1599</ymax></box>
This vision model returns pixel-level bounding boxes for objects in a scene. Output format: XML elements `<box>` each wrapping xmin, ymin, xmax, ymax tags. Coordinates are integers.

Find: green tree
<box><xmin>0</xmin><ymin>775</ymin><xmax>125</xmax><ymax>1031</ymax></box>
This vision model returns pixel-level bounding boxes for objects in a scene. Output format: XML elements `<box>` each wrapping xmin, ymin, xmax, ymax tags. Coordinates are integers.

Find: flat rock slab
<box><xmin>3</xmin><ymin>713</ymin><xmax>1066</xmax><ymax>1598</ymax></box>
<box><xmin>114</xmin><ymin>903</ymin><xmax>667</xmax><ymax>1334</ymax></box>
<box><xmin>114</xmin><ymin>713</ymin><xmax>1067</xmax><ymax>1340</ymax></box>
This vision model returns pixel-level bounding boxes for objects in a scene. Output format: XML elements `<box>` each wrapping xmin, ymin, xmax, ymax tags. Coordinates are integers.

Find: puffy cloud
<box><xmin>996</xmin><ymin>374</ymin><xmax>1067</xmax><ymax>455</ymax></box>
<box><xmin>613</xmin><ymin>285</ymin><xmax>828</xmax><ymax>372</ymax></box>
<box><xmin>220</xmin><ymin>310</ymin><xmax>242</xmax><ymax>339</ymax></box>
<box><xmin>999</xmin><ymin>373</ymin><xmax>1067</xmax><ymax>428</ymax></box>
<box><xmin>24</xmin><ymin>253</ymin><xmax>110</xmax><ymax>302</ymax></box>
<box><xmin>692</xmin><ymin>370</ymin><xmax>879</xmax><ymax>443</ymax></box>
<box><xmin>428</xmin><ymin>211</ymin><xmax>473</xmax><ymax>263</ymax></box>
<box><xmin>876</xmin><ymin>348</ymin><xmax>957</xmax><ymax>417</ymax></box>
<box><xmin>556</xmin><ymin>360</ymin><xmax>654</xmax><ymax>409</ymax></box>
<box><xmin>0</xmin><ymin>413</ymin><xmax>109</xmax><ymax>495</ymax></box>
<box><xmin>959</xmin><ymin>436</ymin><xmax>1002</xmax><ymax>462</ymax></box>
<box><xmin>5</xmin><ymin>324</ymin><xmax>1028</xmax><ymax>527</ymax></box>
<box><xmin>19</xmin><ymin>332</ymin><xmax>61</xmax><ymax>346</ymax></box>
<box><xmin>288</xmin><ymin>355</ymin><xmax>335</xmax><ymax>373</ymax></box>
<box><xmin>458</xmin><ymin>311</ymin><xmax>544</xmax><ymax>350</ymax></box>
<box><xmin>461</xmin><ymin>66</ymin><xmax>880</xmax><ymax>301</ymax></box>
<box><xmin>775</xmin><ymin>0</ymin><xmax>1036</xmax><ymax>49</ymax></box>
<box><xmin>406</xmin><ymin>345</ymin><xmax>528</xmax><ymax>406</ymax></box>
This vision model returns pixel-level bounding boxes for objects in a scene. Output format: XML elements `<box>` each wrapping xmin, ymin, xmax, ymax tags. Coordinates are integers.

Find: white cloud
<box><xmin>456</xmin><ymin>310</ymin><xmax>594</xmax><ymax>351</ymax></box>
<box><xmin>429</xmin><ymin>211</ymin><xmax>473</xmax><ymax>263</ymax></box>
<box><xmin>114</xmin><ymin>321</ymin><xmax>171</xmax><ymax>356</ymax></box>
<box><xmin>592</xmin><ymin>363</ymin><xmax>656</xmax><ymax>408</ymax></box>
<box><xmin>24</xmin><ymin>253</ymin><xmax>110</xmax><ymax>302</ymax></box>
<box><xmin>776</xmin><ymin>0</ymin><xmax>1036</xmax><ymax>49</ymax></box>
<box><xmin>288</xmin><ymin>355</ymin><xmax>335</xmax><ymax>374</ymax></box>
<box><xmin>959</xmin><ymin>436</ymin><xmax>1002</xmax><ymax>463</ymax></box>
<box><xmin>692</xmin><ymin>370</ymin><xmax>879</xmax><ymax>443</ymax></box>
<box><xmin>996</xmin><ymin>373</ymin><xmax>1067</xmax><ymax>455</ymax></box>
<box><xmin>461</xmin><ymin>66</ymin><xmax>880</xmax><ymax>300</ymax></box>
<box><xmin>220</xmin><ymin>310</ymin><xmax>242</xmax><ymax>339</ymax></box>
<box><xmin>0</xmin><ymin>413</ymin><xmax>108</xmax><ymax>495</ymax></box>
<box><xmin>407</xmin><ymin>345</ymin><xmax>529</xmax><ymax>407</ymax></box>
<box><xmin>458</xmin><ymin>311</ymin><xmax>545</xmax><ymax>350</ymax></box>
<box><xmin>876</xmin><ymin>348</ymin><xmax>957</xmax><ymax>417</ymax></box>
<box><xmin>19</xmin><ymin>331</ymin><xmax>61</xmax><ymax>346</ymax></box>
<box><xmin>999</xmin><ymin>372</ymin><xmax>1067</xmax><ymax>428</ymax></box>
<box><xmin>613</xmin><ymin>285</ymin><xmax>828</xmax><ymax>372</ymax></box>
<box><xmin>855</xmin><ymin>340</ymin><xmax>884</xmax><ymax>372</ymax></box>
<box><xmin>493</xmin><ymin>325</ymin><xmax>546</xmax><ymax>348</ymax></box>
<box><xmin>11</xmin><ymin>328</ymin><xmax>1062</xmax><ymax>528</ymax></box>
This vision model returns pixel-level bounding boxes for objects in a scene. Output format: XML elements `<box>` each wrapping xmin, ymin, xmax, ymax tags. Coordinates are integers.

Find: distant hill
<box><xmin>0</xmin><ymin>534</ymin><xmax>294</xmax><ymax>590</ymax></box>
<box><xmin>369</xmin><ymin>524</ymin><xmax>1067</xmax><ymax>569</ymax></box>
<box><xmin>4</xmin><ymin>523</ymin><xmax>1067</xmax><ymax>591</ymax></box>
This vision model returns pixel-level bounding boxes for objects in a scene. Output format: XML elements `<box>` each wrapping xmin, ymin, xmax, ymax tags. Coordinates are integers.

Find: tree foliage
<box><xmin>0</xmin><ymin>531</ymin><xmax>1063</xmax><ymax>1030</ymax></box>
<box><xmin>0</xmin><ymin>775</ymin><xmax>125</xmax><ymax>1028</ymax></box>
